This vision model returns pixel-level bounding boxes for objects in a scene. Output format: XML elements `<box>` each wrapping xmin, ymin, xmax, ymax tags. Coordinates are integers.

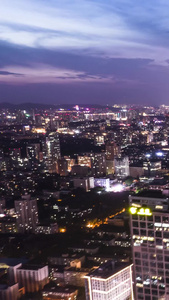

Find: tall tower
<box><xmin>32</xmin><ymin>109</ymin><xmax>35</xmax><ymax>123</ymax></box>
<box><xmin>129</xmin><ymin>193</ymin><xmax>169</xmax><ymax>300</ymax></box>
<box><xmin>46</xmin><ymin>132</ymin><xmax>61</xmax><ymax>173</ymax></box>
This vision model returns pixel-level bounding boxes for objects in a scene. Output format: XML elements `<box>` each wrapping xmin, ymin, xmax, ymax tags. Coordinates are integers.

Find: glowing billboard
<box><xmin>129</xmin><ymin>206</ymin><xmax>152</xmax><ymax>216</ymax></box>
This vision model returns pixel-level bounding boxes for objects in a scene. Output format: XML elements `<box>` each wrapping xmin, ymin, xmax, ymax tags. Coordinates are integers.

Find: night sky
<box><xmin>0</xmin><ymin>0</ymin><xmax>169</xmax><ymax>105</ymax></box>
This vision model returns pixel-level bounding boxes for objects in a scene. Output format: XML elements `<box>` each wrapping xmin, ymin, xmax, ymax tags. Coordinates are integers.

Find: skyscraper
<box><xmin>46</xmin><ymin>132</ymin><xmax>61</xmax><ymax>173</ymax></box>
<box><xmin>129</xmin><ymin>193</ymin><xmax>169</xmax><ymax>300</ymax></box>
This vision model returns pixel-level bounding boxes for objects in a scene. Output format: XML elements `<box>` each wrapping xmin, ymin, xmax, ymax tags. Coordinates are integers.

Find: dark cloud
<box><xmin>0</xmin><ymin>70</ymin><xmax>23</xmax><ymax>76</ymax></box>
<box><xmin>0</xmin><ymin>0</ymin><xmax>169</xmax><ymax>109</ymax></box>
<box><xmin>0</xmin><ymin>41</ymin><xmax>168</xmax><ymax>105</ymax></box>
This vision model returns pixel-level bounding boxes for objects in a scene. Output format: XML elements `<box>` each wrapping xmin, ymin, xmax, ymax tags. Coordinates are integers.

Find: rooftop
<box><xmin>0</xmin><ymin>258</ymin><xmax>27</xmax><ymax>267</ymax></box>
<box><xmin>86</xmin><ymin>260</ymin><xmax>131</xmax><ymax>279</ymax></box>
<box><xmin>19</xmin><ymin>264</ymin><xmax>47</xmax><ymax>271</ymax></box>
<box><xmin>132</xmin><ymin>190</ymin><xmax>167</xmax><ymax>199</ymax></box>
<box><xmin>43</xmin><ymin>285</ymin><xmax>78</xmax><ymax>294</ymax></box>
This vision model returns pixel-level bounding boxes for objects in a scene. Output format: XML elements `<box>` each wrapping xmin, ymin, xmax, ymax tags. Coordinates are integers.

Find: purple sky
<box><xmin>0</xmin><ymin>0</ymin><xmax>169</xmax><ymax>105</ymax></box>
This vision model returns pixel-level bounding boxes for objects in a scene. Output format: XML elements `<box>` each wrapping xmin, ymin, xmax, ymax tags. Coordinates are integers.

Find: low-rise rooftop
<box><xmin>86</xmin><ymin>260</ymin><xmax>131</xmax><ymax>279</ymax></box>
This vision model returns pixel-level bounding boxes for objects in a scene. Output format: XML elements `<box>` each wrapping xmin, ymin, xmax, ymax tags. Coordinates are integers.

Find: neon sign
<box><xmin>129</xmin><ymin>206</ymin><xmax>152</xmax><ymax>216</ymax></box>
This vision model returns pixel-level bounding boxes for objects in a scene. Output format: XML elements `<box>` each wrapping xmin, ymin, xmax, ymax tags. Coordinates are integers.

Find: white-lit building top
<box><xmin>85</xmin><ymin>261</ymin><xmax>133</xmax><ymax>300</ymax></box>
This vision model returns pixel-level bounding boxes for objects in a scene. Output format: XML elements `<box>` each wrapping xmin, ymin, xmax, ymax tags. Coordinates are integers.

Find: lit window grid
<box><xmin>85</xmin><ymin>265</ymin><xmax>133</xmax><ymax>300</ymax></box>
<box><xmin>131</xmin><ymin>211</ymin><xmax>169</xmax><ymax>299</ymax></box>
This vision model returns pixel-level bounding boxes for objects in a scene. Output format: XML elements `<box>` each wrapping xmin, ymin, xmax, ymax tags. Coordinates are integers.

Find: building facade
<box><xmin>15</xmin><ymin>195</ymin><xmax>39</xmax><ymax>233</ymax></box>
<box><xmin>46</xmin><ymin>132</ymin><xmax>61</xmax><ymax>173</ymax></box>
<box><xmin>105</xmin><ymin>141</ymin><xmax>119</xmax><ymax>160</ymax></box>
<box><xmin>0</xmin><ymin>283</ymin><xmax>19</xmax><ymax>300</ymax></box>
<box><xmin>85</xmin><ymin>261</ymin><xmax>133</xmax><ymax>300</ymax></box>
<box><xmin>114</xmin><ymin>156</ymin><xmax>129</xmax><ymax>178</ymax></box>
<box><xmin>129</xmin><ymin>194</ymin><xmax>169</xmax><ymax>300</ymax></box>
<box><xmin>16</xmin><ymin>265</ymin><xmax>49</xmax><ymax>293</ymax></box>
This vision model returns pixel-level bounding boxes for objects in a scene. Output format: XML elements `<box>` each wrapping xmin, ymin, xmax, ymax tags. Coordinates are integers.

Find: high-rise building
<box><xmin>26</xmin><ymin>143</ymin><xmax>41</xmax><ymax>160</ymax></box>
<box><xmin>15</xmin><ymin>195</ymin><xmax>39</xmax><ymax>233</ymax></box>
<box><xmin>105</xmin><ymin>141</ymin><xmax>119</xmax><ymax>160</ymax></box>
<box><xmin>26</xmin><ymin>143</ymin><xmax>41</xmax><ymax>170</ymax></box>
<box><xmin>90</xmin><ymin>153</ymin><xmax>106</xmax><ymax>176</ymax></box>
<box><xmin>58</xmin><ymin>158</ymin><xmax>68</xmax><ymax>176</ymax></box>
<box><xmin>9</xmin><ymin>148</ymin><xmax>21</xmax><ymax>170</ymax></box>
<box><xmin>32</xmin><ymin>109</ymin><xmax>35</xmax><ymax>123</ymax></box>
<box><xmin>114</xmin><ymin>156</ymin><xmax>129</xmax><ymax>178</ymax></box>
<box><xmin>129</xmin><ymin>193</ymin><xmax>169</xmax><ymax>300</ymax></box>
<box><xmin>84</xmin><ymin>260</ymin><xmax>133</xmax><ymax>300</ymax></box>
<box><xmin>46</xmin><ymin>132</ymin><xmax>61</xmax><ymax>173</ymax></box>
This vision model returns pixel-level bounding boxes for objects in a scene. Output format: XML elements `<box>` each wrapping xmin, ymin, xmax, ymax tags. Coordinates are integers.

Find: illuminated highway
<box><xmin>86</xmin><ymin>208</ymin><xmax>126</xmax><ymax>229</ymax></box>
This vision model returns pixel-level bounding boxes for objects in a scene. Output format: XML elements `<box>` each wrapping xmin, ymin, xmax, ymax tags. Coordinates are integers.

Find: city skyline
<box><xmin>0</xmin><ymin>100</ymin><xmax>169</xmax><ymax>299</ymax></box>
<box><xmin>1</xmin><ymin>0</ymin><xmax>169</xmax><ymax>105</ymax></box>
